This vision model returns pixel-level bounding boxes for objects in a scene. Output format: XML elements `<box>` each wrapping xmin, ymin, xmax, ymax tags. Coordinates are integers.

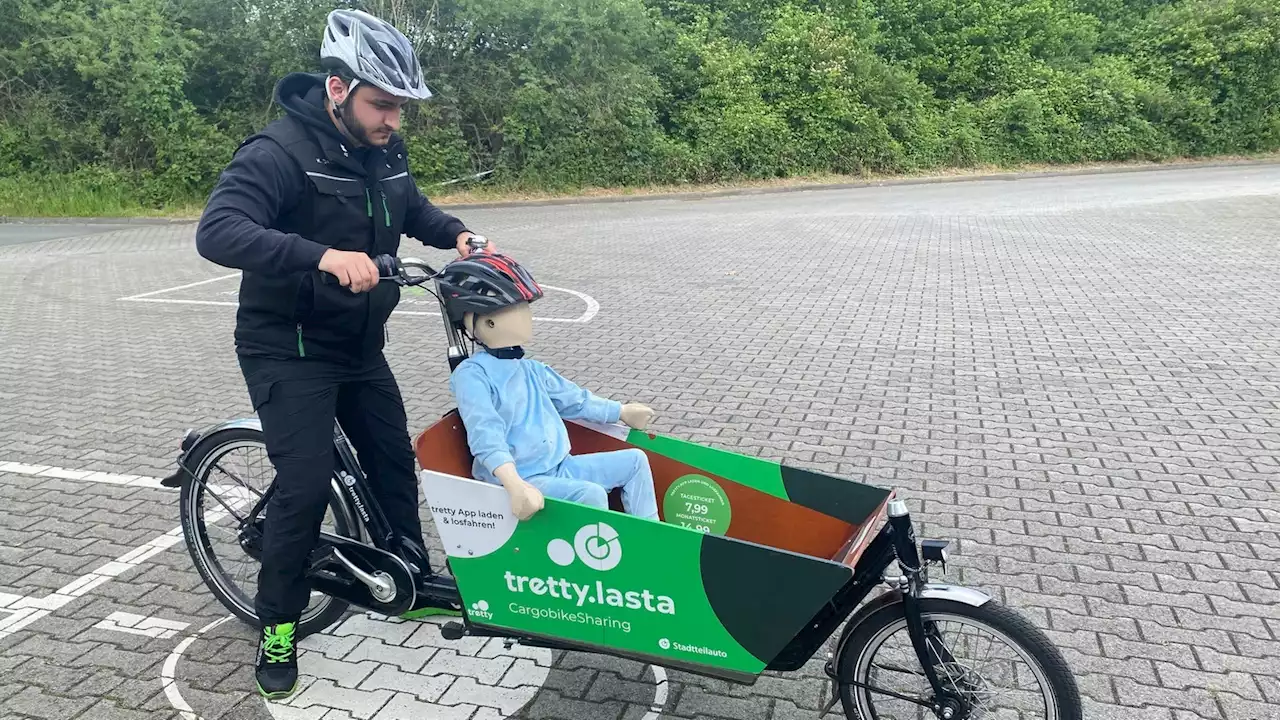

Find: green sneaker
<box><xmin>255</xmin><ymin>622</ymin><xmax>298</xmax><ymax>700</ymax></box>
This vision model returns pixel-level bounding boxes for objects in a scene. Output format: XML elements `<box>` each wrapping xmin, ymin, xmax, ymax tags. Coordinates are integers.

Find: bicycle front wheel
<box><xmin>837</xmin><ymin>597</ymin><xmax>1082</xmax><ymax>720</ymax></box>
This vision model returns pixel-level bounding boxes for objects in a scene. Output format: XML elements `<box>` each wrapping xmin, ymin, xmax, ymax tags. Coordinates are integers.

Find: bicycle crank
<box><xmin>306</xmin><ymin>533</ymin><xmax>415</xmax><ymax>616</ymax></box>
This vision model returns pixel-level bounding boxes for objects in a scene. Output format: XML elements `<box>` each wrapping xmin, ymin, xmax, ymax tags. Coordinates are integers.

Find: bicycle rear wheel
<box><xmin>837</xmin><ymin>597</ymin><xmax>1082</xmax><ymax>720</ymax></box>
<box><xmin>177</xmin><ymin>427</ymin><xmax>355</xmax><ymax>639</ymax></box>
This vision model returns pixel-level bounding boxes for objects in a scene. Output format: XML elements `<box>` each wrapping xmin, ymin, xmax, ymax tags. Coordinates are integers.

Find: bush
<box><xmin>2</xmin><ymin>0</ymin><xmax>1280</xmax><ymax>215</ymax></box>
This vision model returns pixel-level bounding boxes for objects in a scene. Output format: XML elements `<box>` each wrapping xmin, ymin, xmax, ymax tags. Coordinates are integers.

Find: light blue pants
<box><xmin>525</xmin><ymin>449</ymin><xmax>658</xmax><ymax>520</ymax></box>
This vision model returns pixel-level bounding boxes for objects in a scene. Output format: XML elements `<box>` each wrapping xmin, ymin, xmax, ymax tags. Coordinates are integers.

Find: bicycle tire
<box><xmin>837</xmin><ymin>597</ymin><xmax>1082</xmax><ymax>720</ymax></box>
<box><xmin>177</xmin><ymin>427</ymin><xmax>355</xmax><ymax>639</ymax></box>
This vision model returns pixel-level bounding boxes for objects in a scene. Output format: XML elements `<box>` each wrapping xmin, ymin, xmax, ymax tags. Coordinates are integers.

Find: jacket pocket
<box><xmin>247</xmin><ymin>380</ymin><xmax>276</xmax><ymax>412</ymax></box>
<box><xmin>303</xmin><ymin>171</ymin><xmax>369</xmax><ymax>251</ymax></box>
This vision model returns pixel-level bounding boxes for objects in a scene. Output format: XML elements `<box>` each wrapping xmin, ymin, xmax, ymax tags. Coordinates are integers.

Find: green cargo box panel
<box><xmin>419</xmin><ymin>469</ymin><xmax>857</xmax><ymax>676</ymax></box>
<box><xmin>413</xmin><ymin>411</ymin><xmax>894</xmax><ymax>676</ymax></box>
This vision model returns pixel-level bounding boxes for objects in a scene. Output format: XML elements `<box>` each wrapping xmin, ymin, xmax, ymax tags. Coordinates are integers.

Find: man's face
<box><xmin>327</xmin><ymin>76</ymin><xmax>407</xmax><ymax>146</ymax></box>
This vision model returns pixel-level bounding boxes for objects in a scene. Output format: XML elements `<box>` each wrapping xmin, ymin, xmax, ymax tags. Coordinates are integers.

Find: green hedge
<box><xmin>1</xmin><ymin>0</ymin><xmax>1277</xmax><ymax>211</ymax></box>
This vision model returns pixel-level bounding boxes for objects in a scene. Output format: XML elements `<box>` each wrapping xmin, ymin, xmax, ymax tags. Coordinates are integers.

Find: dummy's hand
<box><xmin>319</xmin><ymin>249</ymin><xmax>379</xmax><ymax>292</ymax></box>
<box><xmin>494</xmin><ymin>463</ymin><xmax>544</xmax><ymax>520</ymax></box>
<box><xmin>619</xmin><ymin>403</ymin><xmax>655</xmax><ymax>430</ymax></box>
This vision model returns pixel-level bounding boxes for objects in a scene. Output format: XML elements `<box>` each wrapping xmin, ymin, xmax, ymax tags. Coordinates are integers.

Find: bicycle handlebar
<box><xmin>321</xmin><ymin>235</ymin><xmax>491</xmax><ymax>288</ymax></box>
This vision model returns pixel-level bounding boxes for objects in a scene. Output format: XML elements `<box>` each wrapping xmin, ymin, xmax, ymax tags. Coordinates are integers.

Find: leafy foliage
<box><xmin>1</xmin><ymin>0</ymin><xmax>1278</xmax><ymax>210</ymax></box>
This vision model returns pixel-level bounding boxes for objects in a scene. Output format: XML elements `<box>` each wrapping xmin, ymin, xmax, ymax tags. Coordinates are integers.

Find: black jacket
<box><xmin>195</xmin><ymin>72</ymin><xmax>469</xmax><ymax>364</ymax></box>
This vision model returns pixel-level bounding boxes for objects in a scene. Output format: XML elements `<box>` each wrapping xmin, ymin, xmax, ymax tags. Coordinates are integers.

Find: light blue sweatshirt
<box><xmin>450</xmin><ymin>349</ymin><xmax>622</xmax><ymax>484</ymax></box>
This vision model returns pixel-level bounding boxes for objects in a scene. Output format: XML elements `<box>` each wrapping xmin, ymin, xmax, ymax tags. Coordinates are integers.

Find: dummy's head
<box><xmin>437</xmin><ymin>252</ymin><xmax>543</xmax><ymax>349</ymax></box>
<box><xmin>465</xmin><ymin>302</ymin><xmax>533</xmax><ymax>348</ymax></box>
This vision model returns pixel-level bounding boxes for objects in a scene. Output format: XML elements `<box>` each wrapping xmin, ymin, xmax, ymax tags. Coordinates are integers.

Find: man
<box><xmin>194</xmin><ymin>9</ymin><xmax>481</xmax><ymax>700</ymax></box>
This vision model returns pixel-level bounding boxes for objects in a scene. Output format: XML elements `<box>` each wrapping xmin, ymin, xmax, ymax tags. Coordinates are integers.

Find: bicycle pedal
<box><xmin>440</xmin><ymin>622</ymin><xmax>466</xmax><ymax>641</ymax></box>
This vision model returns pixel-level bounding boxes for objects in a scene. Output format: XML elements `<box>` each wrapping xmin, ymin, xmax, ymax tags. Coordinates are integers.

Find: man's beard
<box><xmin>338</xmin><ymin>102</ymin><xmax>390</xmax><ymax>147</ymax></box>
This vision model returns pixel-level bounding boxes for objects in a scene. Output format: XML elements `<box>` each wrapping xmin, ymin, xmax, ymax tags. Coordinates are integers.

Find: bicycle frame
<box><xmin>328</xmin><ymin>420</ymin><xmax>395</xmax><ymax>548</ymax></box>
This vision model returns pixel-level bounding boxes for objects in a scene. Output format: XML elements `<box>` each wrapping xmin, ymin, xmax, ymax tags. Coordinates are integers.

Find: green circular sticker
<box><xmin>663</xmin><ymin>474</ymin><xmax>732</xmax><ymax>535</ymax></box>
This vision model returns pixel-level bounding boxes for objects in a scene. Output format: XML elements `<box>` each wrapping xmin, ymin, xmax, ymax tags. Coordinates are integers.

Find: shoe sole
<box><xmin>257</xmin><ymin>680</ymin><xmax>298</xmax><ymax>700</ymax></box>
<box><xmin>400</xmin><ymin>606</ymin><xmax>462</xmax><ymax>620</ymax></box>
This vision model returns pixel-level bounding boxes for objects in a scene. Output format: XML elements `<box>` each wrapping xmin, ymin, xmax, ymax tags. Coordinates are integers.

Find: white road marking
<box><xmin>119</xmin><ymin>298</ymin><xmax>240</xmax><ymax>308</ymax></box>
<box><xmin>0</xmin><ymin>460</ymin><xmax>243</xmax><ymax>498</ymax></box>
<box><xmin>0</xmin><ymin>460</ymin><xmax>168</xmax><ymax>490</ymax></box>
<box><xmin>547</xmin><ymin>284</ymin><xmax>601</xmax><ymax>324</ymax></box>
<box><xmin>117</xmin><ymin>273</ymin><xmax>242</xmax><ymax>300</ymax></box>
<box><xmin>642</xmin><ymin>664</ymin><xmax>669</xmax><ymax>720</ymax></box>
<box><xmin>94</xmin><ymin>611</ymin><xmax>191</xmax><ymax>640</ymax></box>
<box><xmin>0</xmin><ymin>459</ymin><xmax>254</xmax><ymax>641</ymax></box>
<box><xmin>163</xmin><ymin>615</ymin><xmax>235</xmax><ymax>720</ymax></box>
<box><xmin>0</xmin><ymin>524</ymin><xmax>186</xmax><ymax>640</ymax></box>
<box><xmin>117</xmin><ymin>273</ymin><xmax>601</xmax><ymax>323</ymax></box>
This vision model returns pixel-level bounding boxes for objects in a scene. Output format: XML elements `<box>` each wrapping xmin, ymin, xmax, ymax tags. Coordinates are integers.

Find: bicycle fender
<box><xmin>159</xmin><ymin>417</ymin><xmax>263</xmax><ymax>488</ymax></box>
<box><xmin>829</xmin><ymin>584</ymin><xmax>993</xmax><ymax>668</ymax></box>
<box><xmin>918</xmin><ymin>584</ymin><xmax>992</xmax><ymax>608</ymax></box>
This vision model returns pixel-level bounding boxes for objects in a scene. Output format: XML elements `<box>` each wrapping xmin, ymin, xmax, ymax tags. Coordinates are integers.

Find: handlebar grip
<box><xmin>319</xmin><ymin>253</ymin><xmax>400</xmax><ymax>285</ymax></box>
<box><xmin>372</xmin><ymin>254</ymin><xmax>399</xmax><ymax>277</ymax></box>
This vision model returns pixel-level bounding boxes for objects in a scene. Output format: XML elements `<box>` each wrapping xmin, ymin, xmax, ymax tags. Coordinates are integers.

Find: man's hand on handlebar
<box><xmin>320</xmin><ymin>236</ymin><xmax>489</xmax><ymax>290</ymax></box>
<box><xmin>455</xmin><ymin>231</ymin><xmax>496</xmax><ymax>257</ymax></box>
<box><xmin>319</xmin><ymin>249</ymin><xmax>380</xmax><ymax>293</ymax></box>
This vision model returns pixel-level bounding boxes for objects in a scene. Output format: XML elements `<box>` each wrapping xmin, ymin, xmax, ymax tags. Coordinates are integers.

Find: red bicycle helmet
<box><xmin>437</xmin><ymin>252</ymin><xmax>543</xmax><ymax>327</ymax></box>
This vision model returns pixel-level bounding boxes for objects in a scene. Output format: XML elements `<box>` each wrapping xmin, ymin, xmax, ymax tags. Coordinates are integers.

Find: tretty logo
<box><xmin>503</xmin><ymin>521</ymin><xmax>676</xmax><ymax>615</ymax></box>
<box><xmin>469</xmin><ymin>600</ymin><xmax>493</xmax><ymax>620</ymax></box>
<box><xmin>546</xmin><ymin>521</ymin><xmax>623</xmax><ymax>571</ymax></box>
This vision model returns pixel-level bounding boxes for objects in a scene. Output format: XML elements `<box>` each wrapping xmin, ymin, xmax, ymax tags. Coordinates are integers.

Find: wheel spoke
<box><xmin>183</xmin><ymin>436</ymin><xmax>351</xmax><ymax>630</ymax></box>
<box><xmin>210</xmin><ymin>461</ymin><xmax>266</xmax><ymax>500</ymax></box>
<box><xmin>846</xmin><ymin>607</ymin><xmax>1063</xmax><ymax>720</ymax></box>
<box><xmin>872</xmin><ymin>661</ymin><xmax>927</xmax><ymax>677</ymax></box>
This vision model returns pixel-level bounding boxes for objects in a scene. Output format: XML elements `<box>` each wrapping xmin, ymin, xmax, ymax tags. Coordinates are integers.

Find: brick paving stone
<box><xmin>526</xmin><ymin>690</ymin><xmax>626</xmax><ymax>720</ymax></box>
<box><xmin>357</xmin><ymin>663</ymin><xmax>452</xmax><ymax>702</ymax></box>
<box><xmin>538</xmin><ymin>665</ymin><xmax>598</xmax><ymax>699</ymax></box>
<box><xmin>342</xmin><ymin>637</ymin><xmax>432</xmax><ymax>674</ymax></box>
<box><xmin>297</xmin><ymin>654</ymin><xmax>380</xmax><ymax>690</ymax></box>
<box><xmin>500</xmin><ymin>658</ymin><xmax>552</xmax><ymax>689</ymax></box>
<box><xmin>2</xmin><ymin>686</ymin><xmax>95</xmax><ymax>719</ymax></box>
<box><xmin>422</xmin><ymin>648</ymin><xmax>514</xmax><ymax>686</ymax></box>
<box><xmin>443</xmin><ymin>676</ymin><xmax>546</xmax><ymax>714</ymax></box>
<box><xmin>583</xmin><ymin>671</ymin><xmax>659</xmax><ymax>706</ymax></box>
<box><xmin>377</xmin><ymin>692</ymin><xmax>477</xmax><ymax>720</ymax></box>
<box><xmin>673</xmin><ymin>686</ymin><xmax>772</xmax><ymax>720</ymax></box>
<box><xmin>1082</xmin><ymin>698</ymin><xmax>1177</xmax><ymax>720</ymax></box>
<box><xmin>74</xmin><ymin>699</ymin><xmax>172</xmax><ymax>720</ymax></box>
<box><xmin>3</xmin><ymin>166</ymin><xmax>1280</xmax><ymax>720</ymax></box>
<box><xmin>556</xmin><ymin>652</ymin><xmax>648</xmax><ymax>681</ymax></box>
<box><xmin>288</xmin><ymin>678</ymin><xmax>394</xmax><ymax>719</ymax></box>
<box><xmin>331</xmin><ymin>614</ymin><xmax>419</xmax><ymax>646</ymax></box>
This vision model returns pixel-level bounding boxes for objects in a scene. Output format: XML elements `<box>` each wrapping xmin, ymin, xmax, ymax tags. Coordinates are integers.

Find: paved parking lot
<box><xmin>1</xmin><ymin>164</ymin><xmax>1278</xmax><ymax>720</ymax></box>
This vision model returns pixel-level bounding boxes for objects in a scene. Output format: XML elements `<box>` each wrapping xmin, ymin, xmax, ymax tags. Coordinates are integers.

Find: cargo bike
<box><xmin>162</xmin><ymin>252</ymin><xmax>1082</xmax><ymax>720</ymax></box>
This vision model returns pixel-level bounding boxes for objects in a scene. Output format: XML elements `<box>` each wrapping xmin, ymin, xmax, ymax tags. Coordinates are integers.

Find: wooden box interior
<box><xmin>414</xmin><ymin>411</ymin><xmax>880</xmax><ymax>565</ymax></box>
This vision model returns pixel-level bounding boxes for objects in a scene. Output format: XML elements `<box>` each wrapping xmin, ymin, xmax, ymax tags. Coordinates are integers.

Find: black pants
<box><xmin>239</xmin><ymin>353</ymin><xmax>427</xmax><ymax>626</ymax></box>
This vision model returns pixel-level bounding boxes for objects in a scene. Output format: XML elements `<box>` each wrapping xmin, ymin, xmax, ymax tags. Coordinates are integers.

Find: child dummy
<box><xmin>437</xmin><ymin>252</ymin><xmax>660</xmax><ymax>522</ymax></box>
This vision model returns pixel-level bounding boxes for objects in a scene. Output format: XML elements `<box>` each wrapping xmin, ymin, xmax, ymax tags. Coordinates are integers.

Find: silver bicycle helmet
<box><xmin>320</xmin><ymin>9</ymin><xmax>432</xmax><ymax>100</ymax></box>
